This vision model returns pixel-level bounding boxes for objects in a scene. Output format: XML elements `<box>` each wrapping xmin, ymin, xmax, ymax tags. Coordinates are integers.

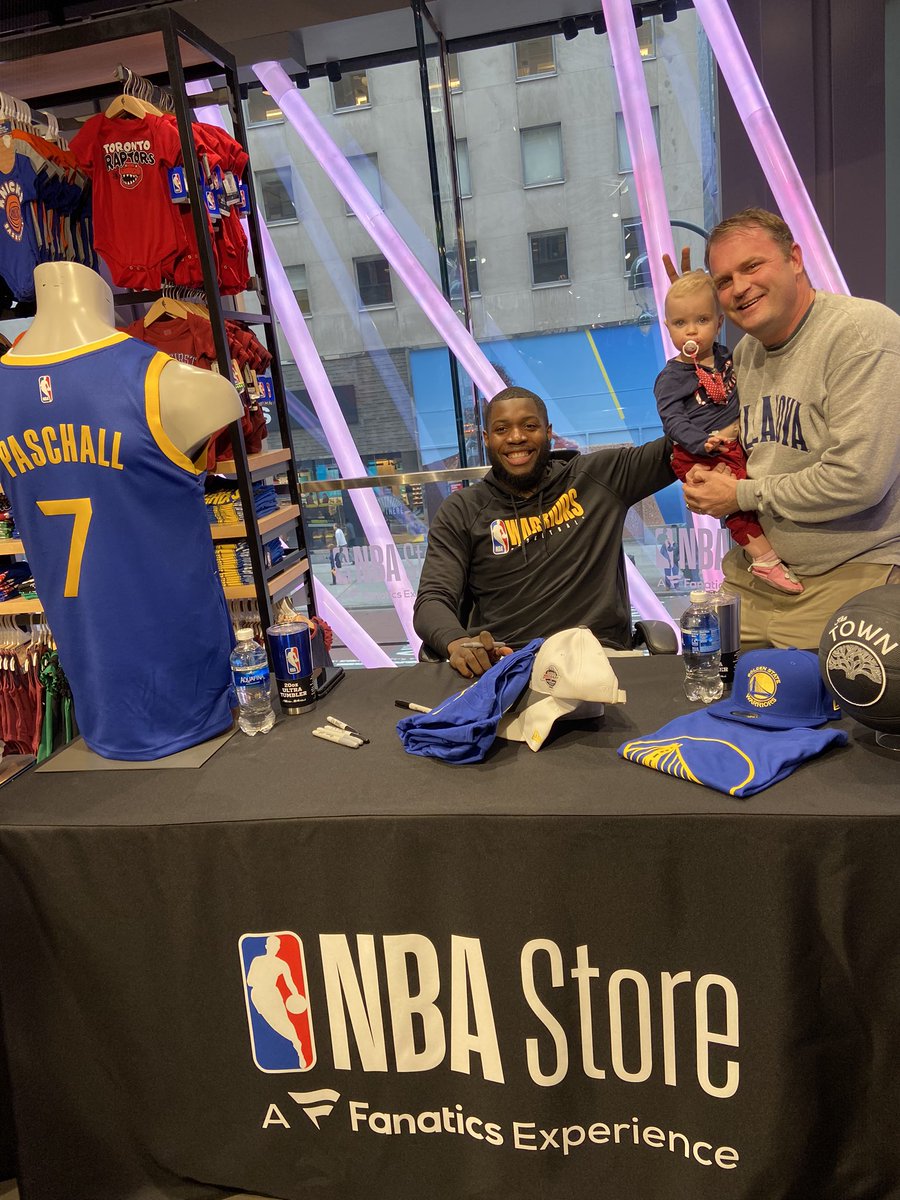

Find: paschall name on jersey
<box><xmin>0</xmin><ymin>425</ymin><xmax>124</xmax><ymax>478</ymax></box>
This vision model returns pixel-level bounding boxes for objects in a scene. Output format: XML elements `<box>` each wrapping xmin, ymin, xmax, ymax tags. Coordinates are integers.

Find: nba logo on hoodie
<box><xmin>490</xmin><ymin>519</ymin><xmax>510</xmax><ymax>555</ymax></box>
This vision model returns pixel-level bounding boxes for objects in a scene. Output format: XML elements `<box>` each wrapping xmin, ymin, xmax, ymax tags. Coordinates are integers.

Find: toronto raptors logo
<box><xmin>118</xmin><ymin>164</ymin><xmax>144</xmax><ymax>190</ymax></box>
<box><xmin>0</xmin><ymin>181</ymin><xmax>24</xmax><ymax>242</ymax></box>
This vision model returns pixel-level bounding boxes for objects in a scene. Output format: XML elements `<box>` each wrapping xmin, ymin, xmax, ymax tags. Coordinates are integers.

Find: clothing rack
<box><xmin>113</xmin><ymin>63</ymin><xmax>175</xmax><ymax>113</ymax></box>
<box><xmin>0</xmin><ymin>9</ymin><xmax>318</xmax><ymax>633</ymax></box>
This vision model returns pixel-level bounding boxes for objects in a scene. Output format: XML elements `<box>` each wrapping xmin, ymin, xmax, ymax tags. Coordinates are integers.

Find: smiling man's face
<box><xmin>484</xmin><ymin>396</ymin><xmax>552</xmax><ymax>494</ymax></box>
<box><xmin>708</xmin><ymin>225</ymin><xmax>813</xmax><ymax>348</ymax></box>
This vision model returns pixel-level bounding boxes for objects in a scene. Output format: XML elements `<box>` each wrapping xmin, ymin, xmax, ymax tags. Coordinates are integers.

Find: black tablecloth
<box><xmin>0</xmin><ymin>657</ymin><xmax>897</xmax><ymax>1200</ymax></box>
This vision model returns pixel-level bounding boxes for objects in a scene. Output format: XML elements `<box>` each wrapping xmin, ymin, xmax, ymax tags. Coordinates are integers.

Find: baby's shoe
<box><xmin>749</xmin><ymin>555</ymin><xmax>804</xmax><ymax>594</ymax></box>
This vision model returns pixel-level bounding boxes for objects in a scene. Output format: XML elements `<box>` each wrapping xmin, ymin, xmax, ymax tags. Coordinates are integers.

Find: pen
<box><xmin>312</xmin><ymin>727</ymin><xmax>363</xmax><ymax>748</ymax></box>
<box><xmin>326</xmin><ymin>715</ymin><xmax>369</xmax><ymax>743</ymax></box>
<box><xmin>458</xmin><ymin>640</ymin><xmax>508</xmax><ymax>650</ymax></box>
<box><xmin>394</xmin><ymin>700</ymin><xmax>432</xmax><ymax>714</ymax></box>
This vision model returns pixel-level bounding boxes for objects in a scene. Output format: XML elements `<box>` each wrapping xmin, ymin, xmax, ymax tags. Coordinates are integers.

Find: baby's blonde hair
<box><xmin>664</xmin><ymin>270</ymin><xmax>721</xmax><ymax>316</ymax></box>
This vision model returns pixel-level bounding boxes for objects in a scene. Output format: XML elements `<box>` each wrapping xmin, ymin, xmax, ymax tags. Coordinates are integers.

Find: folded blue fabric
<box><xmin>618</xmin><ymin>710</ymin><xmax>848</xmax><ymax>797</ymax></box>
<box><xmin>398</xmin><ymin>639</ymin><xmax>543</xmax><ymax>764</ymax></box>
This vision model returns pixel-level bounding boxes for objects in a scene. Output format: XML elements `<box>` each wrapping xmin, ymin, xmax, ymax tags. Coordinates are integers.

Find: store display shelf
<box><xmin>209</xmin><ymin>504</ymin><xmax>300</xmax><ymax>542</ymax></box>
<box><xmin>222</xmin><ymin>556</ymin><xmax>309</xmax><ymax>603</ymax></box>
<box><xmin>215</xmin><ymin>448</ymin><xmax>291</xmax><ymax>480</ymax></box>
<box><xmin>0</xmin><ymin>540</ymin><xmax>25</xmax><ymax>556</ymax></box>
<box><xmin>0</xmin><ymin>598</ymin><xmax>43</xmax><ymax>614</ymax></box>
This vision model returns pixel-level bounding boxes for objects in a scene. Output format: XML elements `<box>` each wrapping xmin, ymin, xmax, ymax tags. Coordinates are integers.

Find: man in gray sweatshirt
<box><xmin>683</xmin><ymin>208</ymin><xmax>900</xmax><ymax>649</ymax></box>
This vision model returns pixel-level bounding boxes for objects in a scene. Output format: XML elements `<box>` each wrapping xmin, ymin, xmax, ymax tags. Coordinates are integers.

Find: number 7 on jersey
<box><xmin>36</xmin><ymin>498</ymin><xmax>93</xmax><ymax>598</ymax></box>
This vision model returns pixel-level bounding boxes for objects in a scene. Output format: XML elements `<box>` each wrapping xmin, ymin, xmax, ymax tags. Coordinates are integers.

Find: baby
<box><xmin>654</xmin><ymin>271</ymin><xmax>802</xmax><ymax>594</ymax></box>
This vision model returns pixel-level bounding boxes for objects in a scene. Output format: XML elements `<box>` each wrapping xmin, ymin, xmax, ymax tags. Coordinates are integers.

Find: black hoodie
<box><xmin>413</xmin><ymin>436</ymin><xmax>674</xmax><ymax>655</ymax></box>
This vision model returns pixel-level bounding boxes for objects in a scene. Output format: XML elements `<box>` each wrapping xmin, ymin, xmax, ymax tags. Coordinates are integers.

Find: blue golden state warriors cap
<box><xmin>707</xmin><ymin>648</ymin><xmax>842</xmax><ymax>731</ymax></box>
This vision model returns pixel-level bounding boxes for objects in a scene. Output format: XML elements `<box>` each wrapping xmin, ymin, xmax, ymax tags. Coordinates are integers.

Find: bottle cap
<box><xmin>236</xmin><ymin>628</ymin><xmax>255</xmax><ymax>641</ymax></box>
<box><xmin>689</xmin><ymin>590</ymin><xmax>708</xmax><ymax>603</ymax></box>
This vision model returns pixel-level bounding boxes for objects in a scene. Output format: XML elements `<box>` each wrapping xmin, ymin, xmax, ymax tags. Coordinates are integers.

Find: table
<box><xmin>0</xmin><ymin>656</ymin><xmax>898</xmax><ymax>1200</ymax></box>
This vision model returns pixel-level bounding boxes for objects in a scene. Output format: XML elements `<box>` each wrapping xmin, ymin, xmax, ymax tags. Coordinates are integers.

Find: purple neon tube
<box><xmin>692</xmin><ymin>0</ymin><xmax>848</xmax><ymax>294</ymax></box>
<box><xmin>254</xmin><ymin>62</ymin><xmax>677</xmax><ymax>627</ymax></box>
<box><xmin>190</xmin><ymin>88</ymin><xmax>408</xmax><ymax>664</ymax></box>
<box><xmin>601</xmin><ymin>0</ymin><xmax>678</xmax><ymax>356</ymax></box>
<box><xmin>254</xmin><ymin>61</ymin><xmax>507</xmax><ymax>401</ymax></box>
<box><xmin>602</xmin><ymin>0</ymin><xmax>720</xmax><ymax>591</ymax></box>
<box><xmin>258</xmin><ymin>219</ymin><xmax>421</xmax><ymax>652</ymax></box>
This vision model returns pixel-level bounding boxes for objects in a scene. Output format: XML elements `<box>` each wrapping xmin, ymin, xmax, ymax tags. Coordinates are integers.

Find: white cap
<box><xmin>236</xmin><ymin>628</ymin><xmax>255</xmax><ymax>641</ymax></box>
<box><xmin>689</xmin><ymin>590</ymin><xmax>708</xmax><ymax>603</ymax></box>
<box><xmin>497</xmin><ymin>627</ymin><xmax>626</xmax><ymax>752</ymax></box>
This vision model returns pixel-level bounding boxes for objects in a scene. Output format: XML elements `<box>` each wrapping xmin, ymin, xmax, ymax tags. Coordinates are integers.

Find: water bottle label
<box><xmin>683</xmin><ymin>627</ymin><xmax>720</xmax><ymax>655</ymax></box>
<box><xmin>232</xmin><ymin>665</ymin><xmax>270</xmax><ymax>688</ymax></box>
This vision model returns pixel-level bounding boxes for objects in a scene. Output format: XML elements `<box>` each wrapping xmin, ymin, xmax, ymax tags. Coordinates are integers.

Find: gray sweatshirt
<box><xmin>733</xmin><ymin>291</ymin><xmax>900</xmax><ymax>576</ymax></box>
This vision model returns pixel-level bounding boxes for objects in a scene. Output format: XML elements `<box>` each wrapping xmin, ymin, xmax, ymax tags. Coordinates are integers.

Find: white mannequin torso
<box><xmin>5</xmin><ymin>263</ymin><xmax>242</xmax><ymax>457</ymax></box>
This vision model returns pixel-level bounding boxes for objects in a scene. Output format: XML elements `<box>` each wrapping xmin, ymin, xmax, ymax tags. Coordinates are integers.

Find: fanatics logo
<box><xmin>38</xmin><ymin>375</ymin><xmax>53</xmax><ymax>405</ymax></box>
<box><xmin>239</xmin><ymin>931</ymin><xmax>316</xmax><ymax>1073</ymax></box>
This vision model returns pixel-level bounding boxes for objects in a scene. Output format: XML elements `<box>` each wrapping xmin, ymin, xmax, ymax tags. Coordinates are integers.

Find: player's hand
<box><xmin>662</xmin><ymin>247</ymin><xmax>693</xmax><ymax>284</ymax></box>
<box><xmin>447</xmin><ymin>632</ymin><xmax>512</xmax><ymax>678</ymax></box>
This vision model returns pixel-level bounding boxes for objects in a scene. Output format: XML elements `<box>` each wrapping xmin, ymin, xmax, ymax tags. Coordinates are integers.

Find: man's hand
<box><xmin>683</xmin><ymin>469</ymin><xmax>740</xmax><ymax>518</ymax></box>
<box><xmin>662</xmin><ymin>247</ymin><xmax>693</xmax><ymax>284</ymax></box>
<box><xmin>447</xmin><ymin>631</ymin><xmax>512</xmax><ymax>679</ymax></box>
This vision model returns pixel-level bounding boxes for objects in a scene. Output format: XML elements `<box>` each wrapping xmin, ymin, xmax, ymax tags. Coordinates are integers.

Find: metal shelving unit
<box><xmin>0</xmin><ymin>8</ymin><xmax>316</xmax><ymax>629</ymax></box>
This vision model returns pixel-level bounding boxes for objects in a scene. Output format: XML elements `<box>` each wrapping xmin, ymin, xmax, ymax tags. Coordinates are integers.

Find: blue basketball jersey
<box><xmin>0</xmin><ymin>333</ymin><xmax>234</xmax><ymax>759</ymax></box>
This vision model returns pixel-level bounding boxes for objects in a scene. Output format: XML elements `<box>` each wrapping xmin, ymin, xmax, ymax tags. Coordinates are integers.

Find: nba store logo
<box><xmin>38</xmin><ymin>375</ymin><xmax>54</xmax><ymax>404</ymax></box>
<box><xmin>239</xmin><ymin>931</ymin><xmax>316</xmax><ymax>1073</ymax></box>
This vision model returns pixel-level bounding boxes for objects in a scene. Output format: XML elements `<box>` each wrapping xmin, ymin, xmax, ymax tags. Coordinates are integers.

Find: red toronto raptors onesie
<box><xmin>70</xmin><ymin>114</ymin><xmax>189</xmax><ymax>290</ymax></box>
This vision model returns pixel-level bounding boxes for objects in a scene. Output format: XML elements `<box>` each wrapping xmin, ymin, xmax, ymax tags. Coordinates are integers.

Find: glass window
<box><xmin>256</xmin><ymin>167</ymin><xmax>297</xmax><ymax>224</ymax></box>
<box><xmin>456</xmin><ymin>138</ymin><xmax>472</xmax><ymax>197</ymax></box>
<box><xmin>616</xmin><ymin>107</ymin><xmax>661</xmax><ymax>172</ymax></box>
<box><xmin>515</xmin><ymin>36</ymin><xmax>556</xmax><ymax>79</ymax></box>
<box><xmin>246</xmin><ymin>88</ymin><xmax>283</xmax><ymax>125</ymax></box>
<box><xmin>331</xmin><ymin>70</ymin><xmax>371</xmax><ymax>111</ymax></box>
<box><xmin>530</xmin><ymin>229</ymin><xmax>569</xmax><ymax>285</ymax></box>
<box><xmin>622</xmin><ymin>219</ymin><xmax>651</xmax><ymax>288</ymax></box>
<box><xmin>345</xmin><ymin>153</ymin><xmax>383</xmax><ymax>214</ymax></box>
<box><xmin>465</xmin><ymin>241</ymin><xmax>481</xmax><ymax>296</ymax></box>
<box><xmin>521</xmin><ymin>124</ymin><xmax>564</xmax><ymax>187</ymax></box>
<box><xmin>355</xmin><ymin>255</ymin><xmax>393</xmax><ymax>307</ymax></box>
<box><xmin>446</xmin><ymin>52</ymin><xmax>462</xmax><ymax>92</ymax></box>
<box><xmin>637</xmin><ymin>17</ymin><xmax>657</xmax><ymax>59</ymax></box>
<box><xmin>285</xmin><ymin>264</ymin><xmax>311</xmax><ymax>316</ymax></box>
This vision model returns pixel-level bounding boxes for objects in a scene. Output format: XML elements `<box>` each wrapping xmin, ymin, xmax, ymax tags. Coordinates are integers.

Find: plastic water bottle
<box><xmin>680</xmin><ymin>590</ymin><xmax>724</xmax><ymax>703</ymax></box>
<box><xmin>230</xmin><ymin>629</ymin><xmax>276</xmax><ymax>735</ymax></box>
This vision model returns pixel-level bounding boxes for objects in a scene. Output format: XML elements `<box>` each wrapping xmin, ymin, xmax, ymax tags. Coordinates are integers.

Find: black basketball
<box><xmin>818</xmin><ymin>585</ymin><xmax>900</xmax><ymax>734</ymax></box>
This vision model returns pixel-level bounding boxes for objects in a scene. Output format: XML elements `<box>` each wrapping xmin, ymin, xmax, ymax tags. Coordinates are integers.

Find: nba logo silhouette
<box><xmin>490</xmin><ymin>520</ymin><xmax>510</xmax><ymax>556</ymax></box>
<box><xmin>38</xmin><ymin>375</ymin><xmax>53</xmax><ymax>404</ymax></box>
<box><xmin>239</xmin><ymin>931</ymin><xmax>316</xmax><ymax>1073</ymax></box>
<box><xmin>285</xmin><ymin>646</ymin><xmax>301</xmax><ymax>675</ymax></box>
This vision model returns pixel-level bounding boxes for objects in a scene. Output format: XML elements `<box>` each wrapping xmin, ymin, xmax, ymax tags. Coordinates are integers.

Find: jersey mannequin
<box><xmin>6</xmin><ymin>262</ymin><xmax>242</xmax><ymax>456</ymax></box>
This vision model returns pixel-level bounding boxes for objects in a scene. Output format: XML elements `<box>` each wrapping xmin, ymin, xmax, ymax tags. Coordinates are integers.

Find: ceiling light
<box><xmin>326</xmin><ymin>61</ymin><xmax>342</xmax><ymax>84</ymax></box>
<box><xmin>562</xmin><ymin>18</ymin><xmax>579</xmax><ymax>40</ymax></box>
<box><xmin>661</xmin><ymin>1</ymin><xmax>677</xmax><ymax>21</ymax></box>
<box><xmin>592</xmin><ymin>13</ymin><xmax>607</xmax><ymax>34</ymax></box>
<box><xmin>633</xmin><ymin>6</ymin><xmax>644</xmax><ymax>28</ymax></box>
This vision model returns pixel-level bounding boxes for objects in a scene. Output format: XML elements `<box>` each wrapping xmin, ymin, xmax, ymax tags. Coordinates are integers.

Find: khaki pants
<box><xmin>721</xmin><ymin>549</ymin><xmax>900</xmax><ymax>651</ymax></box>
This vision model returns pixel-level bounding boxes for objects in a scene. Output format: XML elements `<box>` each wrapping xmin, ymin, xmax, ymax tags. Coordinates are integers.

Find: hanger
<box><xmin>107</xmin><ymin>67</ymin><xmax>164</xmax><ymax>119</ymax></box>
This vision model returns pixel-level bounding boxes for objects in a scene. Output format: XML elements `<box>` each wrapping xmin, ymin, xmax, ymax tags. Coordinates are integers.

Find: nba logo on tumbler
<box><xmin>490</xmin><ymin>520</ymin><xmax>510</xmax><ymax>556</ymax></box>
<box><xmin>239</xmin><ymin>931</ymin><xmax>316</xmax><ymax>1073</ymax></box>
<box><xmin>38</xmin><ymin>375</ymin><xmax>53</xmax><ymax>404</ymax></box>
<box><xmin>285</xmin><ymin>646</ymin><xmax>301</xmax><ymax>675</ymax></box>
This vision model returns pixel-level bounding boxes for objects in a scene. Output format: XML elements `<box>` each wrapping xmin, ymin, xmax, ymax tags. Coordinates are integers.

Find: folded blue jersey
<box><xmin>397</xmin><ymin>639</ymin><xmax>543</xmax><ymax>764</ymax></box>
<box><xmin>618</xmin><ymin>710</ymin><xmax>849</xmax><ymax>796</ymax></box>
